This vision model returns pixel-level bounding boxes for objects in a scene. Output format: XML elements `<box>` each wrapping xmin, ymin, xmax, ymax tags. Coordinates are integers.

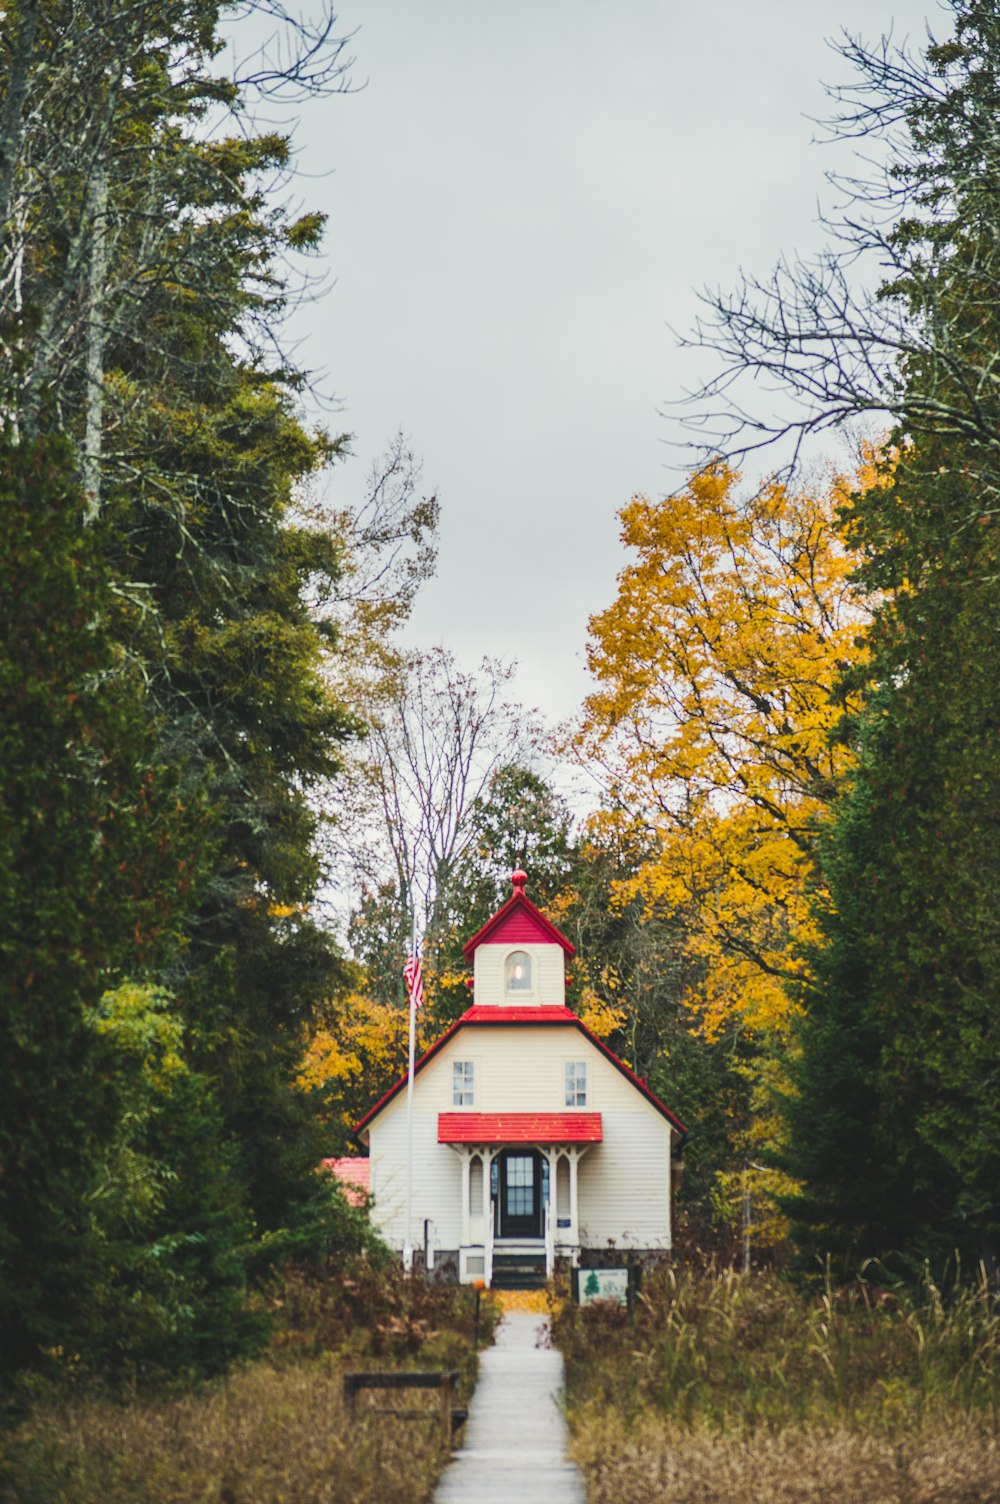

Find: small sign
<box><xmin>574</xmin><ymin>1267</ymin><xmax>629</xmax><ymax>1306</ymax></box>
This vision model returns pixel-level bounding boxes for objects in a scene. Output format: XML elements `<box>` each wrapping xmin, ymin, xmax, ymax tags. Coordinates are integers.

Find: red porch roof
<box><xmin>438</xmin><ymin>1112</ymin><xmax>603</xmax><ymax>1144</ymax></box>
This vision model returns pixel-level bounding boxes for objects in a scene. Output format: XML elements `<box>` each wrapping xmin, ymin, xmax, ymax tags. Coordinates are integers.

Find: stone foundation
<box><xmin>576</xmin><ymin>1247</ymin><xmax>670</xmax><ymax>1273</ymax></box>
<box><xmin>412</xmin><ymin>1247</ymin><xmax>460</xmax><ymax>1285</ymax></box>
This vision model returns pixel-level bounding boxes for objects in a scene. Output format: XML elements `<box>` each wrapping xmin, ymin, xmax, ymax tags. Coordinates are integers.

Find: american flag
<box><xmin>403</xmin><ymin>950</ymin><xmax>424</xmax><ymax>1009</ymax></box>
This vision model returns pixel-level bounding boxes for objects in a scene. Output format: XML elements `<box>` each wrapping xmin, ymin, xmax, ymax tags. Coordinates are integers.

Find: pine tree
<box><xmin>0</xmin><ymin>431</ymin><xmax>200</xmax><ymax>1371</ymax></box>
<box><xmin>0</xmin><ymin>1</ymin><xmax>363</xmax><ymax>1375</ymax></box>
<box><xmin>771</xmin><ymin>4</ymin><xmax>1000</xmax><ymax>1269</ymax></box>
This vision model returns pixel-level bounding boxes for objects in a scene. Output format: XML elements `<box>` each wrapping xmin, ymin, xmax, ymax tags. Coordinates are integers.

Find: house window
<box><xmin>565</xmin><ymin>1061</ymin><xmax>587</xmax><ymax>1107</ymax></box>
<box><xmin>505</xmin><ymin>950</ymin><xmax>532</xmax><ymax>994</ymax></box>
<box><xmin>453</xmin><ymin>1060</ymin><xmax>475</xmax><ymax>1106</ymax></box>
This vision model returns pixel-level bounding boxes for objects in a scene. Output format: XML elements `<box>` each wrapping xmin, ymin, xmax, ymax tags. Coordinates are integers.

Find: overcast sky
<box><xmin>242</xmin><ymin>0</ymin><xmax>937</xmax><ymax>724</ymax></box>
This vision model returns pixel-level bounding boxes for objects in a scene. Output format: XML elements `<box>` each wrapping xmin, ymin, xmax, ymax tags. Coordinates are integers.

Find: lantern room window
<box><xmin>505</xmin><ymin>950</ymin><xmax>532</xmax><ymax>994</ymax></box>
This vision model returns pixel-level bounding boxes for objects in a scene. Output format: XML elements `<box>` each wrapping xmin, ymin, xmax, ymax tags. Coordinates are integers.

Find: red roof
<box><xmin>462</xmin><ymin>1005</ymin><xmax>577</xmax><ymax>1023</ymax></box>
<box><xmin>355</xmin><ymin>1006</ymin><xmax>687</xmax><ymax>1139</ymax></box>
<box><xmin>321</xmin><ymin>1156</ymin><xmax>370</xmax><ymax>1205</ymax></box>
<box><xmin>439</xmin><ymin>1112</ymin><xmax>603</xmax><ymax>1144</ymax></box>
<box><xmin>462</xmin><ymin>873</ymin><xmax>575</xmax><ymax>961</ymax></box>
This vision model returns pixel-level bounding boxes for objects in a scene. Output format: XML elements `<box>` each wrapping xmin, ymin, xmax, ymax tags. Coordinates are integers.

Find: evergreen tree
<box><xmin>0</xmin><ymin>431</ymin><xmax>203</xmax><ymax>1373</ymax></box>
<box><xmin>0</xmin><ymin>1</ymin><xmax>362</xmax><ymax>1377</ymax></box>
<box><xmin>750</xmin><ymin>3</ymin><xmax>1000</xmax><ymax>1270</ymax></box>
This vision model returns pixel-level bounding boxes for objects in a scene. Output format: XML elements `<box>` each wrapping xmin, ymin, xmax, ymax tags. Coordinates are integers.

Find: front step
<box><xmin>490</xmin><ymin>1268</ymin><xmax>547</xmax><ymax>1290</ymax></box>
<box><xmin>490</xmin><ymin>1251</ymin><xmax>547</xmax><ymax>1291</ymax></box>
<box><xmin>492</xmin><ymin>1252</ymin><xmax>545</xmax><ymax>1270</ymax></box>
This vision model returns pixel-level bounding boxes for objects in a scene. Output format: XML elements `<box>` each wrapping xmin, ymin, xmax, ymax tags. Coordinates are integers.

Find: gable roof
<box><xmin>462</xmin><ymin>869</ymin><xmax>575</xmax><ymax>961</ymax></box>
<box><xmin>354</xmin><ymin>1005</ymin><xmax>687</xmax><ymax>1140</ymax></box>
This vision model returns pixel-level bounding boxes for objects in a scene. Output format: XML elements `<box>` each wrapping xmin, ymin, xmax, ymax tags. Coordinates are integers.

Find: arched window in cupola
<box><xmin>505</xmin><ymin>949</ymin><xmax>532</xmax><ymax>994</ymax></box>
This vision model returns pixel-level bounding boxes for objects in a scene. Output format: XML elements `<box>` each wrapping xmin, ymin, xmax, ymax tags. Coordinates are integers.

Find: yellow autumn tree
<box><xmin>297</xmin><ymin>990</ymin><xmax>441</xmax><ymax>1148</ymax></box>
<box><xmin>571</xmin><ymin>462</ymin><xmax>872</xmax><ymax>1242</ymax></box>
<box><xmin>575</xmin><ymin>462</ymin><xmax>870</xmax><ymax>1035</ymax></box>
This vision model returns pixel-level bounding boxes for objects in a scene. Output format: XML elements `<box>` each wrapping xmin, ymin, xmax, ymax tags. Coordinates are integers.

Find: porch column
<box><xmin>460</xmin><ymin>1149</ymin><xmax>471</xmax><ymax>1249</ymax></box>
<box><xmin>482</xmin><ymin>1147</ymin><xmax>495</xmax><ymax>1287</ymax></box>
<box><xmin>569</xmin><ymin>1147</ymin><xmax>580</xmax><ymax>1254</ymax></box>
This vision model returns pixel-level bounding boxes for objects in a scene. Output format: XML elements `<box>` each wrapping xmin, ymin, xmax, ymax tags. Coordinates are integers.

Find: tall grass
<box><xmin>0</xmin><ymin>1362</ymin><xmax>448</xmax><ymax>1504</ymax></box>
<box><xmin>1</xmin><ymin>1261</ymin><xmax>500</xmax><ymax>1504</ymax></box>
<box><xmin>571</xmin><ymin>1413</ymin><xmax>999</xmax><ymax>1504</ymax></box>
<box><xmin>555</xmin><ymin>1263</ymin><xmax>1000</xmax><ymax>1432</ymax></box>
<box><xmin>554</xmin><ymin>1264</ymin><xmax>1000</xmax><ymax>1504</ymax></box>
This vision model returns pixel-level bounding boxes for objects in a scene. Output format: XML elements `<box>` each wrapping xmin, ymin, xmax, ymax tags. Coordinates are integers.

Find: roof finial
<box><xmin>511</xmin><ymin>867</ymin><xmax>527</xmax><ymax>895</ymax></box>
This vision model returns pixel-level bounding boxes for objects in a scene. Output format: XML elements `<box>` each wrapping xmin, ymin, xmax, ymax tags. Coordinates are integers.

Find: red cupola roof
<box><xmin>462</xmin><ymin>869</ymin><xmax>575</xmax><ymax>962</ymax></box>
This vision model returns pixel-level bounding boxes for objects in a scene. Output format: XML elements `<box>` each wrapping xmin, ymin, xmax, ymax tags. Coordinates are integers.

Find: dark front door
<box><xmin>498</xmin><ymin>1149</ymin><xmax>543</xmax><ymax>1238</ymax></box>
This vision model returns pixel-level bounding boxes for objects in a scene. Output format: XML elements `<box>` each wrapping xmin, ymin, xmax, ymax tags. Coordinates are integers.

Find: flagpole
<box><xmin>403</xmin><ymin>906</ymin><xmax>417</xmax><ymax>1273</ymax></box>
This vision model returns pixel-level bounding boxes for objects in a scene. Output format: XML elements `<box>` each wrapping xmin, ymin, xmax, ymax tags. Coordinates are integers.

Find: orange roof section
<box><xmin>321</xmin><ymin>1156</ymin><xmax>370</xmax><ymax>1205</ymax></box>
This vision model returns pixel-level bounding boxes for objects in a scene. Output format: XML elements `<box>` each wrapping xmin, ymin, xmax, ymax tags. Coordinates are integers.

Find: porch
<box><xmin>438</xmin><ymin>1113</ymin><xmax>602</xmax><ymax>1286</ymax></box>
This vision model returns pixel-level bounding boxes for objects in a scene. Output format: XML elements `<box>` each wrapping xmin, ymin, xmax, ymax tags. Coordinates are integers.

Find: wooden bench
<box><xmin>343</xmin><ymin>1370</ymin><xmax>466</xmax><ymax>1442</ymax></box>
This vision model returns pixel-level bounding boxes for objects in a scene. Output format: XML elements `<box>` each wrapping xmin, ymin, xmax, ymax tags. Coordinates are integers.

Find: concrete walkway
<box><xmin>433</xmin><ymin>1310</ymin><xmax>585</xmax><ymax>1504</ymax></box>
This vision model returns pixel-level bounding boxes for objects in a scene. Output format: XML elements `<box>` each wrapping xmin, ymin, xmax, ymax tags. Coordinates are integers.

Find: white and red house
<box><xmin>352</xmin><ymin>870</ymin><xmax>687</xmax><ymax>1286</ymax></box>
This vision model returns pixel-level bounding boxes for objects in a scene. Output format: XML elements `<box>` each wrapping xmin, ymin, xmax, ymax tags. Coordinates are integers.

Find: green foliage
<box><xmin>0</xmin><ymin>2</ymin><xmax>365</xmax><ymax>1386</ymax></box>
<box><xmin>780</xmin><ymin>747</ymin><xmax>895</xmax><ymax>1263</ymax></box>
<box><xmin>787</xmin><ymin>494</ymin><xmax>1000</xmax><ymax>1265</ymax></box>
<box><xmin>784</xmin><ymin>3</ymin><xmax>1000</xmax><ymax>1270</ymax></box>
<box><xmin>0</xmin><ymin>431</ymin><xmax>203</xmax><ymax>1376</ymax></box>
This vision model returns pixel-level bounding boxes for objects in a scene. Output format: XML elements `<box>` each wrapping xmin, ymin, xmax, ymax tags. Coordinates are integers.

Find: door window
<box><xmin>505</xmin><ymin>1154</ymin><xmax>534</xmax><ymax>1218</ymax></box>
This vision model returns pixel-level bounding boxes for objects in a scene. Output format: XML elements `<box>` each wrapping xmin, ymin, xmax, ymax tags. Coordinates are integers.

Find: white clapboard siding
<box><xmin>369</xmin><ymin>1098</ymin><xmax>464</xmax><ymax>1249</ymax></box>
<box><xmin>473</xmin><ymin>943</ymin><xmax>566</xmax><ymax>1006</ymax></box>
<box><xmin>367</xmin><ymin>1022</ymin><xmax>673</xmax><ymax>1252</ymax></box>
<box><xmin>576</xmin><ymin>1115</ymin><xmax>672</xmax><ymax>1248</ymax></box>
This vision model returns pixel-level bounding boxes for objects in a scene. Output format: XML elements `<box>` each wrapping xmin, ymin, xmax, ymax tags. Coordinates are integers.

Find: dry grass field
<box><xmin>0</xmin><ymin>1362</ymin><xmax>448</xmax><ymax>1504</ymax></box>
<box><xmin>571</xmin><ymin>1413</ymin><xmax>999</xmax><ymax>1504</ymax></box>
<box><xmin>0</xmin><ymin>1263</ymin><xmax>500</xmax><ymax>1504</ymax></box>
<box><xmin>554</xmin><ymin>1264</ymin><xmax>1000</xmax><ymax>1504</ymax></box>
